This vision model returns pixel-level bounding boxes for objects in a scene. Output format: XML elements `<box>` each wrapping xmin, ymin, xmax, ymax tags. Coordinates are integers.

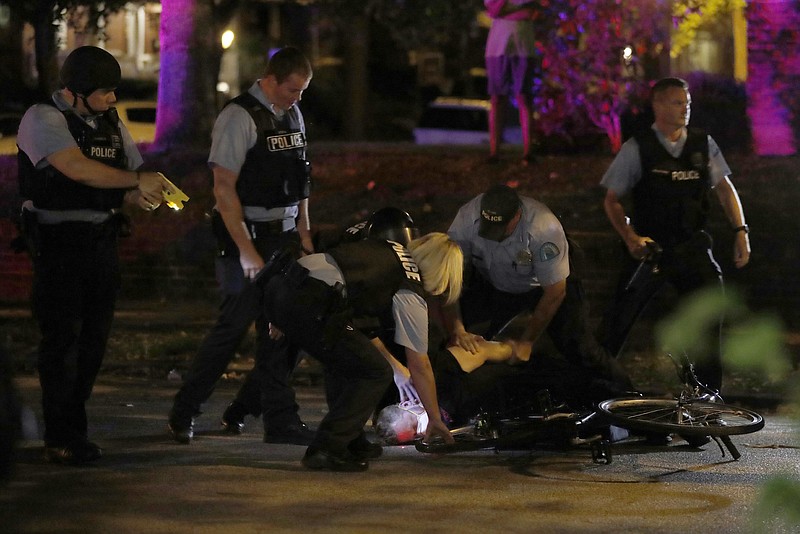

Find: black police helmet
<box><xmin>366</xmin><ymin>207</ymin><xmax>420</xmax><ymax>247</ymax></box>
<box><xmin>60</xmin><ymin>46</ymin><xmax>121</xmax><ymax>96</ymax></box>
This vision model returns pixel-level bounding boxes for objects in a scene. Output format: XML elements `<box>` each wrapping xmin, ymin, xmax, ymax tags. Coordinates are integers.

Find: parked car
<box><xmin>412</xmin><ymin>96</ymin><xmax>522</xmax><ymax>145</ymax></box>
<box><xmin>115</xmin><ymin>100</ymin><xmax>157</xmax><ymax>144</ymax></box>
<box><xmin>0</xmin><ymin>100</ymin><xmax>156</xmax><ymax>156</ymax></box>
<box><xmin>0</xmin><ymin>112</ymin><xmax>22</xmax><ymax>156</ymax></box>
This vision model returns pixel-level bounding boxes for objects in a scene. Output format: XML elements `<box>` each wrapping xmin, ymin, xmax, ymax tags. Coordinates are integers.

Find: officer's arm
<box><xmin>511</xmin><ymin>278</ymin><xmax>567</xmax><ymax>362</ymax></box>
<box><xmin>212</xmin><ymin>164</ymin><xmax>263</xmax><ymax>278</ymax></box>
<box><xmin>296</xmin><ymin>198</ymin><xmax>314</xmax><ymax>255</ymax></box>
<box><xmin>440</xmin><ymin>299</ymin><xmax>483</xmax><ymax>354</ymax></box>
<box><xmin>404</xmin><ymin>348</ymin><xmax>453</xmax><ymax>444</ymax></box>
<box><xmin>603</xmin><ymin>188</ymin><xmax>652</xmax><ymax>259</ymax></box>
<box><xmin>714</xmin><ymin>176</ymin><xmax>751</xmax><ymax>268</ymax></box>
<box><xmin>47</xmin><ymin>146</ymin><xmax>166</xmax><ymax>194</ymax></box>
<box><xmin>370</xmin><ymin>338</ymin><xmax>418</xmax><ymax>403</ymax></box>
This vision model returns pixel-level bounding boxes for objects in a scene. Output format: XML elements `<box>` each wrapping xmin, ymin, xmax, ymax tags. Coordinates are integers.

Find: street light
<box><xmin>221</xmin><ymin>30</ymin><xmax>235</xmax><ymax>50</ymax></box>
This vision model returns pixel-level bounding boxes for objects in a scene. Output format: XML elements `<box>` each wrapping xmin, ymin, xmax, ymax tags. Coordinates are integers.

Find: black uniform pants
<box><xmin>459</xmin><ymin>272</ymin><xmax>632</xmax><ymax>389</ymax></box>
<box><xmin>173</xmin><ymin>230</ymin><xmax>302</xmax><ymax>430</ymax></box>
<box><xmin>32</xmin><ymin>222</ymin><xmax>119</xmax><ymax>447</ymax></box>
<box><xmin>264</xmin><ymin>275</ymin><xmax>392</xmax><ymax>455</ymax></box>
<box><xmin>597</xmin><ymin>231</ymin><xmax>724</xmax><ymax>390</ymax></box>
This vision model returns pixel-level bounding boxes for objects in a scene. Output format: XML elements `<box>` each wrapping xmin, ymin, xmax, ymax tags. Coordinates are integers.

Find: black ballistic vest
<box><xmin>632</xmin><ymin>128</ymin><xmax>711</xmax><ymax>247</ymax></box>
<box><xmin>18</xmin><ymin>104</ymin><xmax>128</xmax><ymax>211</ymax></box>
<box><xmin>230</xmin><ymin>92</ymin><xmax>311</xmax><ymax>209</ymax></box>
<box><xmin>327</xmin><ymin>239</ymin><xmax>426</xmax><ymax>319</ymax></box>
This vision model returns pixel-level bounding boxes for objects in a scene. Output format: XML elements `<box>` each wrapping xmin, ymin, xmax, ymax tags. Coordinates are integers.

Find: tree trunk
<box><xmin>31</xmin><ymin>7</ymin><xmax>59</xmax><ymax>100</ymax></box>
<box><xmin>344</xmin><ymin>14</ymin><xmax>369</xmax><ymax>141</ymax></box>
<box><xmin>0</xmin><ymin>5</ymin><xmax>28</xmax><ymax>105</ymax></box>
<box><xmin>153</xmin><ymin>0</ymin><xmax>222</xmax><ymax>152</ymax></box>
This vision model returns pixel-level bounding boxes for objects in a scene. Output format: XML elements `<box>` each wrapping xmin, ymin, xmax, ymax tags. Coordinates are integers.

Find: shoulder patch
<box><xmin>538</xmin><ymin>242</ymin><xmax>560</xmax><ymax>261</ymax></box>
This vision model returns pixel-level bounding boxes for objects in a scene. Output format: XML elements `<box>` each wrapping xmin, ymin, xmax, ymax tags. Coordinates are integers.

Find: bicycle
<box><xmin>596</xmin><ymin>352</ymin><xmax>764</xmax><ymax>460</ymax></box>
<box><xmin>415</xmin><ymin>389</ymin><xmax>615</xmax><ymax>464</ymax></box>
<box><xmin>415</xmin><ymin>353</ymin><xmax>764</xmax><ymax>462</ymax></box>
<box><xmin>596</xmin><ymin>239</ymin><xmax>765</xmax><ymax>460</ymax></box>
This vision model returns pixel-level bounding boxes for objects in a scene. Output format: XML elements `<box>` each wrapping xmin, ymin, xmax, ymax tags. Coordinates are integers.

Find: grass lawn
<box><xmin>1</xmin><ymin>143</ymin><xmax>798</xmax><ymax>406</ymax></box>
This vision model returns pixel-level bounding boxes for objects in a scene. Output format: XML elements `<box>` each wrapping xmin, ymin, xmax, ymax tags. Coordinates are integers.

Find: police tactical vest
<box><xmin>327</xmin><ymin>239</ymin><xmax>426</xmax><ymax>319</ymax></box>
<box><xmin>18</xmin><ymin>103</ymin><xmax>128</xmax><ymax>211</ymax></box>
<box><xmin>230</xmin><ymin>92</ymin><xmax>311</xmax><ymax>209</ymax></box>
<box><xmin>632</xmin><ymin>128</ymin><xmax>710</xmax><ymax>247</ymax></box>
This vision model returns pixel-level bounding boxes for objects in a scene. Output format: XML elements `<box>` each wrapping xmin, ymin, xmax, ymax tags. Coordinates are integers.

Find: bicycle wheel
<box><xmin>597</xmin><ymin>398</ymin><xmax>764</xmax><ymax>438</ymax></box>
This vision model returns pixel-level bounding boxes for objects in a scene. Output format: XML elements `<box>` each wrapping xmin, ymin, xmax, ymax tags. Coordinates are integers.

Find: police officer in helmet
<box><xmin>364</xmin><ymin>207</ymin><xmax>420</xmax><ymax>246</ymax></box>
<box><xmin>258</xmin><ymin>231</ymin><xmax>461</xmax><ymax>471</ymax></box>
<box><xmin>16</xmin><ymin>45</ymin><xmax>173</xmax><ymax>464</ymax></box>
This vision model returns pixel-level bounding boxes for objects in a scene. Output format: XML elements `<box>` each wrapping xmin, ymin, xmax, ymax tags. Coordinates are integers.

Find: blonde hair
<box><xmin>407</xmin><ymin>232</ymin><xmax>463</xmax><ymax>305</ymax></box>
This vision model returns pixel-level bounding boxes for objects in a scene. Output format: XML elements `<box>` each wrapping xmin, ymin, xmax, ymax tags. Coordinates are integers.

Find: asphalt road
<box><xmin>2</xmin><ymin>374</ymin><xmax>799</xmax><ymax>533</ymax></box>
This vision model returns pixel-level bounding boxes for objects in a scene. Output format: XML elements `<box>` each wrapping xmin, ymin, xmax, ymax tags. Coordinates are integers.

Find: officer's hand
<box><xmin>268</xmin><ymin>322</ymin><xmax>284</xmax><ymax>340</ymax></box>
<box><xmin>392</xmin><ymin>367</ymin><xmax>419</xmax><ymax>404</ymax></box>
<box><xmin>137</xmin><ymin>171</ymin><xmax>165</xmax><ymax>196</ymax></box>
<box><xmin>132</xmin><ymin>189</ymin><xmax>162</xmax><ymax>211</ymax></box>
<box><xmin>452</xmin><ymin>329</ymin><xmax>484</xmax><ymax>354</ymax></box>
<box><xmin>424</xmin><ymin>418</ymin><xmax>454</xmax><ymax>445</ymax></box>
<box><xmin>239</xmin><ymin>250</ymin><xmax>265</xmax><ymax>280</ymax></box>
<box><xmin>626</xmin><ymin>235</ymin><xmax>656</xmax><ymax>261</ymax></box>
<box><xmin>733</xmin><ymin>232</ymin><xmax>751</xmax><ymax>269</ymax></box>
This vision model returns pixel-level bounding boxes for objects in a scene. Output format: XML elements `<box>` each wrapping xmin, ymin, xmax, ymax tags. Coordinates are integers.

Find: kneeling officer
<box><xmin>258</xmin><ymin>232</ymin><xmax>462</xmax><ymax>471</ymax></box>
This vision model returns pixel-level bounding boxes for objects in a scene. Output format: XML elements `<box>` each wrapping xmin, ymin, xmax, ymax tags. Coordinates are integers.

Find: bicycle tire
<box><xmin>597</xmin><ymin>398</ymin><xmax>764</xmax><ymax>437</ymax></box>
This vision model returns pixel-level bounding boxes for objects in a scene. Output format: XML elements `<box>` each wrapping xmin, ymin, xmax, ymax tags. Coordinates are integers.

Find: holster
<box><xmin>10</xmin><ymin>207</ymin><xmax>40</xmax><ymax>257</ymax></box>
<box><xmin>108</xmin><ymin>210</ymin><xmax>132</xmax><ymax>238</ymax></box>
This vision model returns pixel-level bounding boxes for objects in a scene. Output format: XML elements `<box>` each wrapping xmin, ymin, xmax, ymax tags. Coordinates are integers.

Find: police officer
<box><xmin>219</xmin><ymin>206</ymin><xmax>420</xmax><ymax>433</ymax></box>
<box><xmin>168</xmin><ymin>47</ymin><xmax>315</xmax><ymax>445</ymax></box>
<box><xmin>445</xmin><ymin>184</ymin><xmax>632</xmax><ymax>390</ymax></box>
<box><xmin>260</xmin><ymin>232</ymin><xmax>461</xmax><ymax>471</ymax></box>
<box><xmin>16</xmin><ymin>45</ymin><xmax>172</xmax><ymax>464</ymax></box>
<box><xmin>597</xmin><ymin>77</ymin><xmax>750</xmax><ymax>392</ymax></box>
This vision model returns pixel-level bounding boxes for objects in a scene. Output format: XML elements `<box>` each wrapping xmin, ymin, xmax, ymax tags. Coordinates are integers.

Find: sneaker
<box><xmin>606</xmin><ymin>425</ymin><xmax>630</xmax><ymax>443</ymax></box>
<box><xmin>221</xmin><ymin>402</ymin><xmax>247</xmax><ymax>435</ymax></box>
<box><xmin>301</xmin><ymin>448</ymin><xmax>368</xmax><ymax>472</ymax></box>
<box><xmin>263</xmin><ymin>422</ymin><xmax>315</xmax><ymax>446</ymax></box>
<box><xmin>44</xmin><ymin>440</ymin><xmax>103</xmax><ymax>465</ymax></box>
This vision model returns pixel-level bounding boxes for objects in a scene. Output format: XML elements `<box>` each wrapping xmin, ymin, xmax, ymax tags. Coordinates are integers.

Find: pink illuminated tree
<box><xmin>153</xmin><ymin>0</ymin><xmax>237</xmax><ymax>151</ymax></box>
<box><xmin>533</xmin><ymin>0</ymin><xmax>669</xmax><ymax>153</ymax></box>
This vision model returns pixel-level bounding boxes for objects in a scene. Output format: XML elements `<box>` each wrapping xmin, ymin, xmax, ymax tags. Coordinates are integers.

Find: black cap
<box><xmin>479</xmin><ymin>185</ymin><xmax>520</xmax><ymax>241</ymax></box>
<box><xmin>60</xmin><ymin>46</ymin><xmax>121</xmax><ymax>96</ymax></box>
